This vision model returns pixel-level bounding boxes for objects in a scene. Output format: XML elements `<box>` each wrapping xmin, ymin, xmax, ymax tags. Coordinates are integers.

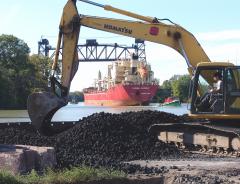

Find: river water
<box><xmin>0</xmin><ymin>103</ymin><xmax>188</xmax><ymax>123</ymax></box>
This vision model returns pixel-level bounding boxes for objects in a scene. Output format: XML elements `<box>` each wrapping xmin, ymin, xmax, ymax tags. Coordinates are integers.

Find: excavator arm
<box><xmin>27</xmin><ymin>0</ymin><xmax>210</xmax><ymax>136</ymax></box>
<box><xmin>27</xmin><ymin>0</ymin><xmax>81</xmax><ymax>135</ymax></box>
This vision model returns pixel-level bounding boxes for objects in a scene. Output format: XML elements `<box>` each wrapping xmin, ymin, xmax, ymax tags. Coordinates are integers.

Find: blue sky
<box><xmin>1</xmin><ymin>0</ymin><xmax>240</xmax><ymax>91</ymax></box>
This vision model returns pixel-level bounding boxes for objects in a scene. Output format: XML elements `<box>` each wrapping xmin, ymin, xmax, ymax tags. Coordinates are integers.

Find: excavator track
<box><xmin>149</xmin><ymin>121</ymin><xmax>240</xmax><ymax>157</ymax></box>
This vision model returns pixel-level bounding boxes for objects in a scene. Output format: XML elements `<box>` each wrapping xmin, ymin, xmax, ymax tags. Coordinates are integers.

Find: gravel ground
<box><xmin>1</xmin><ymin>110</ymin><xmax>240</xmax><ymax>183</ymax></box>
<box><xmin>0</xmin><ymin>111</ymin><xmax>184</xmax><ymax>169</ymax></box>
<box><xmin>128</xmin><ymin>158</ymin><xmax>240</xmax><ymax>183</ymax></box>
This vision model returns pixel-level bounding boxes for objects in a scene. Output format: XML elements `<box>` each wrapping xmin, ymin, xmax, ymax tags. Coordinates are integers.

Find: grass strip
<box><xmin>0</xmin><ymin>166</ymin><xmax>126</xmax><ymax>184</ymax></box>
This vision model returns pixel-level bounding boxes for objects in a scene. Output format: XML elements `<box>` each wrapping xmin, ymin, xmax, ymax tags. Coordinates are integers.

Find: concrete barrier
<box><xmin>0</xmin><ymin>144</ymin><xmax>56</xmax><ymax>174</ymax></box>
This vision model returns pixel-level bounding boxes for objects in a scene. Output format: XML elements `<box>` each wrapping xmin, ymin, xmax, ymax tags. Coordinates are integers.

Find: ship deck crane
<box><xmin>28</xmin><ymin>0</ymin><xmax>240</xmax><ymax>154</ymax></box>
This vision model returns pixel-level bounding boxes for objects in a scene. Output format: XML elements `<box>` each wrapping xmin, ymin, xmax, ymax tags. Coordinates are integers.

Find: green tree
<box><xmin>155</xmin><ymin>76</ymin><xmax>179</xmax><ymax>103</ymax></box>
<box><xmin>162</xmin><ymin>80</ymin><xmax>172</xmax><ymax>90</ymax></box>
<box><xmin>0</xmin><ymin>35</ymin><xmax>54</xmax><ymax>109</ymax></box>
<box><xmin>0</xmin><ymin>67</ymin><xmax>13</xmax><ymax>107</ymax></box>
<box><xmin>0</xmin><ymin>34</ymin><xmax>33</xmax><ymax>109</ymax></box>
<box><xmin>0</xmin><ymin>35</ymin><xmax>30</xmax><ymax>68</ymax></box>
<box><xmin>171</xmin><ymin>75</ymin><xmax>191</xmax><ymax>102</ymax></box>
<box><xmin>28</xmin><ymin>54</ymin><xmax>52</xmax><ymax>92</ymax></box>
<box><xmin>69</xmin><ymin>91</ymin><xmax>84</xmax><ymax>103</ymax></box>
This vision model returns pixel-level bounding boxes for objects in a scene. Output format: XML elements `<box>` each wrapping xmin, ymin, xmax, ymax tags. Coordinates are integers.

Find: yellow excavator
<box><xmin>28</xmin><ymin>0</ymin><xmax>240</xmax><ymax>154</ymax></box>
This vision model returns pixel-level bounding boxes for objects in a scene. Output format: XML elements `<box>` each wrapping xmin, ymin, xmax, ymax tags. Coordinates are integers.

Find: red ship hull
<box><xmin>84</xmin><ymin>84</ymin><xmax>158</xmax><ymax>106</ymax></box>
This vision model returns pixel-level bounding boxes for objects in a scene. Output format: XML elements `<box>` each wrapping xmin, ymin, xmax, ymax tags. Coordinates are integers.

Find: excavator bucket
<box><xmin>27</xmin><ymin>92</ymin><xmax>67</xmax><ymax>136</ymax></box>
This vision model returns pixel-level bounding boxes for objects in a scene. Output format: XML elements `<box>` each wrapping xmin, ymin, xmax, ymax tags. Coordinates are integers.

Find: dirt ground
<box><xmin>126</xmin><ymin>154</ymin><xmax>240</xmax><ymax>183</ymax></box>
<box><xmin>79</xmin><ymin>154</ymin><xmax>240</xmax><ymax>184</ymax></box>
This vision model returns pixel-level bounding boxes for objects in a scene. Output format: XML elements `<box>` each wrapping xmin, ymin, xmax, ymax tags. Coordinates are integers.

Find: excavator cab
<box><xmin>149</xmin><ymin>63</ymin><xmax>240</xmax><ymax>153</ymax></box>
<box><xmin>190</xmin><ymin>63</ymin><xmax>240</xmax><ymax>117</ymax></box>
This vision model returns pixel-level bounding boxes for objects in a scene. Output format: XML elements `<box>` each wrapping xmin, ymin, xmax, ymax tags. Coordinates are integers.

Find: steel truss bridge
<box><xmin>38</xmin><ymin>38</ymin><xmax>146</xmax><ymax>62</ymax></box>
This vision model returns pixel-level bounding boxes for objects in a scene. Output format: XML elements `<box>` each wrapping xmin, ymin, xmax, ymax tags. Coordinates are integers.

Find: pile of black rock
<box><xmin>0</xmin><ymin>111</ymin><xmax>189</xmax><ymax>173</ymax></box>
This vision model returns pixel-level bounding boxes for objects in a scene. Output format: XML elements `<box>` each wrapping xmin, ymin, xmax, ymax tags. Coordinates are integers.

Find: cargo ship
<box><xmin>83</xmin><ymin>55</ymin><xmax>159</xmax><ymax>106</ymax></box>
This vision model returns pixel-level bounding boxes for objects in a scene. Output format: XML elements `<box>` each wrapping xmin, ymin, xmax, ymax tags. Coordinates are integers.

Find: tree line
<box><xmin>0</xmin><ymin>34</ymin><xmax>51</xmax><ymax>109</ymax></box>
<box><xmin>154</xmin><ymin>74</ymin><xmax>191</xmax><ymax>103</ymax></box>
